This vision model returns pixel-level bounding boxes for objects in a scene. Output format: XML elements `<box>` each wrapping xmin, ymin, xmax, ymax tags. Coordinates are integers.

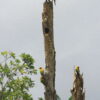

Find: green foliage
<box><xmin>38</xmin><ymin>97</ymin><xmax>44</xmax><ymax>100</ymax></box>
<box><xmin>68</xmin><ymin>96</ymin><xmax>72</xmax><ymax>100</ymax></box>
<box><xmin>56</xmin><ymin>94</ymin><xmax>61</xmax><ymax>100</ymax></box>
<box><xmin>0</xmin><ymin>51</ymin><xmax>37</xmax><ymax>100</ymax></box>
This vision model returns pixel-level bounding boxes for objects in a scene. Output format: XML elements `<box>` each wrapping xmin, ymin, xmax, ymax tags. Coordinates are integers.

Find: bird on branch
<box><xmin>75</xmin><ymin>66</ymin><xmax>80</xmax><ymax>77</ymax></box>
<box><xmin>39</xmin><ymin>67</ymin><xmax>45</xmax><ymax>75</ymax></box>
<box><xmin>39</xmin><ymin>67</ymin><xmax>48</xmax><ymax>75</ymax></box>
<box><xmin>39</xmin><ymin>67</ymin><xmax>49</xmax><ymax>86</ymax></box>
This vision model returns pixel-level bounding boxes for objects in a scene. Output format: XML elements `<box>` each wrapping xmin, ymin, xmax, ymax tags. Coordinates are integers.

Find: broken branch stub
<box><xmin>71</xmin><ymin>68</ymin><xmax>85</xmax><ymax>100</ymax></box>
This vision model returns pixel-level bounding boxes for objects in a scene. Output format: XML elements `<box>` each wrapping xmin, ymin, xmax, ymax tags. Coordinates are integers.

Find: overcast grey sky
<box><xmin>0</xmin><ymin>0</ymin><xmax>100</xmax><ymax>100</ymax></box>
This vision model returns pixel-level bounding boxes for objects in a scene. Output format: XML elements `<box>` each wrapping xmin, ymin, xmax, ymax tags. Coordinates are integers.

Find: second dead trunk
<box><xmin>71</xmin><ymin>68</ymin><xmax>85</xmax><ymax>100</ymax></box>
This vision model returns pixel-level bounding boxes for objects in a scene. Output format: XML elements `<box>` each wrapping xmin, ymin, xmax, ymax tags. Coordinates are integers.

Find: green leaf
<box><xmin>38</xmin><ymin>97</ymin><xmax>44</xmax><ymax>100</ymax></box>
<box><xmin>20</xmin><ymin>53</ymin><xmax>35</xmax><ymax>66</ymax></box>
<box><xmin>9</xmin><ymin>52</ymin><xmax>15</xmax><ymax>58</ymax></box>
<box><xmin>15</xmin><ymin>59</ymin><xmax>20</xmax><ymax>63</ymax></box>
<box><xmin>68</xmin><ymin>96</ymin><xmax>72</xmax><ymax>100</ymax></box>
<box><xmin>1</xmin><ymin>51</ymin><xmax>8</xmax><ymax>56</ymax></box>
<box><xmin>56</xmin><ymin>94</ymin><xmax>61</xmax><ymax>100</ymax></box>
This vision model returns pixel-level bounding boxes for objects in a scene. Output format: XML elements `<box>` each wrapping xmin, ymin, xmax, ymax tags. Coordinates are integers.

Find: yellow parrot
<box><xmin>39</xmin><ymin>67</ymin><xmax>48</xmax><ymax>86</ymax></box>
<box><xmin>75</xmin><ymin>66</ymin><xmax>80</xmax><ymax>72</ymax></box>
<box><xmin>75</xmin><ymin>66</ymin><xmax>80</xmax><ymax>76</ymax></box>
<box><xmin>39</xmin><ymin>67</ymin><xmax>45</xmax><ymax>75</ymax></box>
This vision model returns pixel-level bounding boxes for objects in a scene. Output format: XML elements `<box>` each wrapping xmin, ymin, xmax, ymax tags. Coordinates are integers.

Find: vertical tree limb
<box><xmin>42</xmin><ymin>1</ymin><xmax>57</xmax><ymax>100</ymax></box>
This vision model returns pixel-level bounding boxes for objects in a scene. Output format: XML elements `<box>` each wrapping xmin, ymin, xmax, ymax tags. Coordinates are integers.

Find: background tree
<box><xmin>0</xmin><ymin>51</ymin><xmax>37</xmax><ymax>100</ymax></box>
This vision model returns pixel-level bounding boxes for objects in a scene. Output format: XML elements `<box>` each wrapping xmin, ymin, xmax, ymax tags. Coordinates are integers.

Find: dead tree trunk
<box><xmin>42</xmin><ymin>1</ymin><xmax>57</xmax><ymax>100</ymax></box>
<box><xmin>71</xmin><ymin>68</ymin><xmax>85</xmax><ymax>100</ymax></box>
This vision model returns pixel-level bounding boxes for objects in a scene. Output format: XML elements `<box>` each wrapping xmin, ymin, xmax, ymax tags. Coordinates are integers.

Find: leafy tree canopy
<box><xmin>0</xmin><ymin>51</ymin><xmax>37</xmax><ymax>100</ymax></box>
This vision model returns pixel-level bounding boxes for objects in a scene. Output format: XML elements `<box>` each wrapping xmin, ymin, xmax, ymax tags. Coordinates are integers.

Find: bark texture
<box><xmin>71</xmin><ymin>68</ymin><xmax>85</xmax><ymax>100</ymax></box>
<box><xmin>42</xmin><ymin>1</ymin><xmax>57</xmax><ymax>100</ymax></box>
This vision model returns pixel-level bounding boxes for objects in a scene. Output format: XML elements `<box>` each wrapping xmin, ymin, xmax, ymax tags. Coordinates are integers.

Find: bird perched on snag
<box><xmin>39</xmin><ymin>67</ymin><xmax>48</xmax><ymax>75</ymax></box>
<box><xmin>39</xmin><ymin>67</ymin><xmax>49</xmax><ymax>86</ymax></box>
<box><xmin>75</xmin><ymin>66</ymin><xmax>80</xmax><ymax>77</ymax></box>
<box><xmin>39</xmin><ymin>67</ymin><xmax>45</xmax><ymax>75</ymax></box>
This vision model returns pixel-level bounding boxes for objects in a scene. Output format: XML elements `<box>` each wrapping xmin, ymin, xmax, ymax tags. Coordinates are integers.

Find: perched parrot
<box><xmin>75</xmin><ymin>66</ymin><xmax>79</xmax><ymax>71</ymax></box>
<box><xmin>39</xmin><ymin>67</ymin><xmax>45</xmax><ymax>75</ymax></box>
<box><xmin>75</xmin><ymin>66</ymin><xmax>80</xmax><ymax>76</ymax></box>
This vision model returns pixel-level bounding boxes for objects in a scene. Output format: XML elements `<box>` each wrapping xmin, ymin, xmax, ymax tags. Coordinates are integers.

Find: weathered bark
<box><xmin>42</xmin><ymin>1</ymin><xmax>56</xmax><ymax>100</ymax></box>
<box><xmin>71</xmin><ymin>68</ymin><xmax>85</xmax><ymax>100</ymax></box>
